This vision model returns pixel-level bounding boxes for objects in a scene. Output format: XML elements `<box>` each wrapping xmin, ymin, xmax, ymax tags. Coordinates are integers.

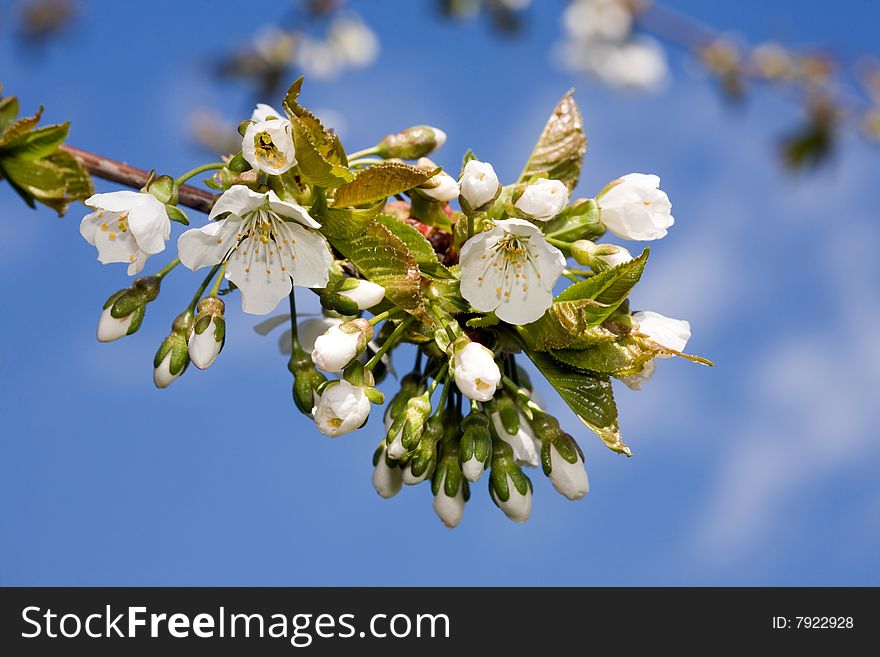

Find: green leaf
<box><xmin>319</xmin><ymin>205</ymin><xmax>426</xmax><ymax>319</ymax></box>
<box><xmin>332</xmin><ymin>162</ymin><xmax>436</xmax><ymax>208</ymax></box>
<box><xmin>0</xmin><ymin>95</ymin><xmax>20</xmax><ymax>135</ymax></box>
<box><xmin>1</xmin><ymin>148</ymin><xmax>93</xmax><ymax>215</ymax></box>
<box><xmin>518</xmin><ymin>90</ymin><xmax>586</xmax><ymax>193</ymax></box>
<box><xmin>466</xmin><ymin>313</ymin><xmax>499</xmax><ymax>328</ymax></box>
<box><xmin>460</xmin><ymin>148</ymin><xmax>476</xmax><ymax>177</ymax></box>
<box><xmin>551</xmin><ymin>336</ymin><xmax>654</xmax><ymax>376</ymax></box>
<box><xmin>4</xmin><ymin>122</ymin><xmax>69</xmax><ymax>160</ymax></box>
<box><xmin>519</xmin><ymin>250</ymin><xmax>648</xmax><ymax>351</ymax></box>
<box><xmin>525</xmin><ymin>349</ymin><xmax>630</xmax><ymax>456</ymax></box>
<box><xmin>0</xmin><ymin>107</ymin><xmax>43</xmax><ymax>149</ymax></box>
<box><xmin>290</xmin><ymin>115</ymin><xmax>353</xmax><ymax>188</ymax></box>
<box><xmin>375</xmin><ymin>212</ymin><xmax>452</xmax><ymax>280</ymax></box>
<box><xmin>409</xmin><ymin>192</ymin><xmax>453</xmax><ymax>231</ymax></box>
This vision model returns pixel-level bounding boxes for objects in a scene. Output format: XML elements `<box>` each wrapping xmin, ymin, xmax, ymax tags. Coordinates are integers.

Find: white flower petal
<box><xmin>225</xmin><ymin>235</ymin><xmax>293</xmax><ymax>315</ymax></box>
<box><xmin>276</xmin><ymin>221</ymin><xmax>333</xmax><ymax>289</ymax></box>
<box><xmin>242</xmin><ymin>119</ymin><xmax>297</xmax><ymax>175</ymax></box>
<box><xmin>266</xmin><ymin>191</ymin><xmax>321</xmax><ymax>228</ymax></box>
<box><xmin>632</xmin><ymin>310</ymin><xmax>690</xmax><ymax>353</ymax></box>
<box><xmin>125</xmin><ymin>194</ymin><xmax>170</xmax><ymax>255</ymax></box>
<box><xmin>252</xmin><ymin>103</ymin><xmax>283</xmax><ymax>122</ymax></box>
<box><xmin>177</xmin><ymin>217</ymin><xmax>240</xmax><ymax>271</ymax></box>
<box><xmin>209</xmin><ymin>184</ymin><xmax>267</xmax><ymax>220</ymax></box>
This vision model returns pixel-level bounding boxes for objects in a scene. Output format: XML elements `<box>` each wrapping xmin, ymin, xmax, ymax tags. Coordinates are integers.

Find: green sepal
<box><xmin>227</xmin><ymin>152</ymin><xmax>250</xmax><ymax>173</ymax></box>
<box><xmin>165</xmin><ymin>204</ymin><xmax>189</xmax><ymax>226</ymax></box>
<box><xmin>459</xmin><ymin>410</ymin><xmax>491</xmax><ymax>465</ymax></box>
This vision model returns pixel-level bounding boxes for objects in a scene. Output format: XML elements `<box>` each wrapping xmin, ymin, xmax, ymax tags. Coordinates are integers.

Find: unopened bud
<box><xmin>153</xmin><ymin>311</ymin><xmax>193</xmax><ymax>388</ymax></box>
<box><xmin>459</xmin><ymin>409</ymin><xmax>491</xmax><ymax>482</ymax></box>
<box><xmin>97</xmin><ymin>276</ymin><xmax>161</xmax><ymax>342</ymax></box>
<box><xmin>372</xmin><ymin>444</ymin><xmax>403</xmax><ymax>499</ymax></box>
<box><xmin>188</xmin><ymin>297</ymin><xmax>225</xmax><ymax>369</ymax></box>
<box><xmin>376</xmin><ymin>125</ymin><xmax>447</xmax><ymax>160</ymax></box>
<box><xmin>489</xmin><ymin>440</ymin><xmax>533</xmax><ymax>523</ymax></box>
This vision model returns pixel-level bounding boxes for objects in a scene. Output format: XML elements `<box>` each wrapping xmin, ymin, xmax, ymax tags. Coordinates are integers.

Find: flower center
<box><xmin>254</xmin><ymin>131</ymin><xmax>287</xmax><ymax>168</ymax></box>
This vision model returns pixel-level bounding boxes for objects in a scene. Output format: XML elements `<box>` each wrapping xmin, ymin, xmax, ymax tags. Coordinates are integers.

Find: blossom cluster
<box><xmin>76</xmin><ymin>79</ymin><xmax>708</xmax><ymax>526</ymax></box>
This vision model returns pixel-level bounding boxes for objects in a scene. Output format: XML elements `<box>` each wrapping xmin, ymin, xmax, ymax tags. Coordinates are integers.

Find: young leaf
<box><xmin>319</xmin><ymin>205</ymin><xmax>427</xmax><ymax>320</ymax></box>
<box><xmin>332</xmin><ymin>162</ymin><xmax>436</xmax><ymax>208</ymax></box>
<box><xmin>518</xmin><ymin>90</ymin><xmax>586</xmax><ymax>192</ymax></box>
<box><xmin>518</xmin><ymin>249</ymin><xmax>648</xmax><ymax>351</ymax></box>
<box><xmin>409</xmin><ymin>193</ymin><xmax>453</xmax><ymax>231</ymax></box>
<box><xmin>0</xmin><ymin>95</ymin><xmax>21</xmax><ymax>134</ymax></box>
<box><xmin>525</xmin><ymin>348</ymin><xmax>631</xmax><ymax>456</ymax></box>
<box><xmin>551</xmin><ymin>336</ymin><xmax>655</xmax><ymax>376</ymax></box>
<box><xmin>374</xmin><ymin>212</ymin><xmax>452</xmax><ymax>279</ymax></box>
<box><xmin>289</xmin><ymin>115</ymin><xmax>353</xmax><ymax>188</ymax></box>
<box><xmin>0</xmin><ymin>107</ymin><xmax>43</xmax><ymax>149</ymax></box>
<box><xmin>4</xmin><ymin>122</ymin><xmax>69</xmax><ymax>160</ymax></box>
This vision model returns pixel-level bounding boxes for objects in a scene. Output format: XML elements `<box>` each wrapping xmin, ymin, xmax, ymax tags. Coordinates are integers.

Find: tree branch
<box><xmin>61</xmin><ymin>145</ymin><xmax>216</xmax><ymax>214</ymax></box>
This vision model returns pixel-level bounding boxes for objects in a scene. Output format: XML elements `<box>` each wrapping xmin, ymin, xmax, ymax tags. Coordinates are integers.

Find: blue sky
<box><xmin>1</xmin><ymin>0</ymin><xmax>878</xmax><ymax>585</ymax></box>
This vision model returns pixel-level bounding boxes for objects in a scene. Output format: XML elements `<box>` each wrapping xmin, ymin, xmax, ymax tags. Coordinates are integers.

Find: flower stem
<box><xmin>427</xmin><ymin>363</ymin><xmax>450</xmax><ymax>396</ymax></box>
<box><xmin>501</xmin><ymin>375</ymin><xmax>543</xmax><ymax>415</ymax></box>
<box><xmin>365</xmin><ymin>317</ymin><xmax>412</xmax><ymax>371</ymax></box>
<box><xmin>368</xmin><ymin>308</ymin><xmax>402</xmax><ymax>326</ymax></box>
<box><xmin>561</xmin><ymin>269</ymin><xmax>580</xmax><ymax>283</ymax></box>
<box><xmin>347</xmin><ymin>146</ymin><xmax>380</xmax><ymax>161</ymax></box>
<box><xmin>431</xmin><ymin>370</ymin><xmax>451</xmax><ymax>417</ymax></box>
<box><xmin>174</xmin><ymin>163</ymin><xmax>225</xmax><ymax>187</ymax></box>
<box><xmin>207</xmin><ymin>263</ymin><xmax>227</xmax><ymax>298</ymax></box>
<box><xmin>155</xmin><ymin>258</ymin><xmax>181</xmax><ymax>279</ymax></box>
<box><xmin>546</xmin><ymin>236</ymin><xmax>570</xmax><ymax>249</ymax></box>
<box><xmin>187</xmin><ymin>264</ymin><xmax>222</xmax><ymax>312</ymax></box>
<box><xmin>428</xmin><ymin>302</ymin><xmax>458</xmax><ymax>344</ymax></box>
<box><xmin>288</xmin><ymin>290</ymin><xmax>300</xmax><ymax>350</ymax></box>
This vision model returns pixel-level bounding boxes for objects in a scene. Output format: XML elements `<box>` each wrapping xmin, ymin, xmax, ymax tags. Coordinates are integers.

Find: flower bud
<box><xmin>372</xmin><ymin>444</ymin><xmax>403</xmax><ymax>499</ymax></box>
<box><xmin>459</xmin><ymin>408</ymin><xmax>492</xmax><ymax>482</ymax></box>
<box><xmin>403</xmin><ymin>412</ymin><xmax>444</xmax><ymax>485</ymax></box>
<box><xmin>541</xmin><ymin>198</ymin><xmax>604</xmax><ymax>242</ymax></box>
<box><xmin>514</xmin><ymin>178</ymin><xmax>569</xmax><ymax>221</ymax></box>
<box><xmin>97</xmin><ymin>276</ymin><xmax>161</xmax><ymax>342</ymax></box>
<box><xmin>452</xmin><ymin>340</ymin><xmax>501</xmax><ymax>402</ymax></box>
<box><xmin>632</xmin><ymin>310</ymin><xmax>691</xmax><ymax>354</ymax></box>
<box><xmin>597</xmin><ymin>173</ymin><xmax>674</xmax><ymax>241</ymax></box>
<box><xmin>417</xmin><ymin>158</ymin><xmax>460</xmax><ymax>202</ymax></box>
<box><xmin>489</xmin><ymin>441</ymin><xmax>533</xmax><ymax>523</ymax></box>
<box><xmin>432</xmin><ymin>439</ymin><xmax>469</xmax><ymax>528</ymax></box>
<box><xmin>459</xmin><ymin>160</ymin><xmax>500</xmax><ymax>212</ymax></box>
<box><xmin>153</xmin><ymin>311</ymin><xmax>193</xmax><ymax>389</ymax></box>
<box><xmin>491</xmin><ymin>408</ymin><xmax>540</xmax><ymax>467</ymax></box>
<box><xmin>288</xmin><ymin>346</ymin><xmax>328</xmax><ymax>416</ymax></box>
<box><xmin>146</xmin><ymin>174</ymin><xmax>178</xmax><ymax>206</ymax></box>
<box><xmin>385</xmin><ymin>390</ymin><xmax>432</xmax><ymax>459</ymax></box>
<box><xmin>297</xmin><ymin>317</ymin><xmax>345</xmax><ymax>356</ymax></box>
<box><xmin>376</xmin><ymin>125</ymin><xmax>447</xmax><ymax>159</ymax></box>
<box><xmin>312</xmin><ymin>379</ymin><xmax>372</xmax><ymax>437</ymax></box>
<box><xmin>311</xmin><ymin>318</ymin><xmax>373</xmax><ymax>373</ymax></box>
<box><xmin>188</xmin><ymin>297</ymin><xmax>225</xmax><ymax>369</ymax></box>
<box><xmin>338</xmin><ymin>278</ymin><xmax>385</xmax><ymax>310</ymax></box>
<box><xmin>384</xmin><ymin>372</ymin><xmax>424</xmax><ymax>429</ymax></box>
<box><xmin>540</xmin><ymin>431</ymin><xmax>589</xmax><ymax>501</ymax></box>
<box><xmin>570</xmin><ymin>240</ymin><xmax>633</xmax><ymax>271</ymax></box>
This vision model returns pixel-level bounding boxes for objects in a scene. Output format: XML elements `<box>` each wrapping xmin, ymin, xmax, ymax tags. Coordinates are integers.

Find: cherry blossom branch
<box><xmin>61</xmin><ymin>145</ymin><xmax>216</xmax><ymax>214</ymax></box>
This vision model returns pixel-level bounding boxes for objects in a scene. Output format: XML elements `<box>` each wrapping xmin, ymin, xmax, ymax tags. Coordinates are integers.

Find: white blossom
<box><xmin>188</xmin><ymin>318</ymin><xmax>223</xmax><ymax>370</ymax></box>
<box><xmin>459</xmin><ymin>218</ymin><xmax>566</xmax><ymax>325</ymax></box>
<box><xmin>153</xmin><ymin>351</ymin><xmax>182</xmax><ymax>389</ymax></box>
<box><xmin>563</xmin><ymin>0</ymin><xmax>632</xmax><ymax>42</ymax></box>
<box><xmin>96</xmin><ymin>307</ymin><xmax>135</xmax><ymax>343</ymax></box>
<box><xmin>632</xmin><ymin>310</ymin><xmax>691</xmax><ymax>354</ymax></box>
<box><xmin>598</xmin><ymin>173</ymin><xmax>674</xmax><ymax>240</ymax></box>
<box><xmin>433</xmin><ymin>476</ymin><xmax>465</xmax><ymax>528</ymax></box>
<box><xmin>461</xmin><ymin>456</ymin><xmax>485</xmax><ymax>483</ymax></box>
<box><xmin>311</xmin><ymin>321</ymin><xmax>370</xmax><ymax>373</ymax></box>
<box><xmin>452</xmin><ymin>341</ymin><xmax>501</xmax><ymax>402</ymax></box>
<box><xmin>178</xmin><ymin>185</ymin><xmax>332</xmax><ymax>315</ymax></box>
<box><xmin>491</xmin><ymin>412</ymin><xmax>540</xmax><ymax>467</ymax></box>
<box><xmin>297</xmin><ymin>317</ymin><xmax>345</xmax><ymax>356</ymax></box>
<box><xmin>339</xmin><ymin>279</ymin><xmax>385</xmax><ymax>310</ymax></box>
<box><xmin>491</xmin><ymin>475</ymin><xmax>533</xmax><ymax>523</ymax></box>
<box><xmin>80</xmin><ymin>191</ymin><xmax>170</xmax><ymax>275</ymax></box>
<box><xmin>548</xmin><ymin>444</ymin><xmax>590</xmax><ymax>500</ymax></box>
<box><xmin>372</xmin><ymin>447</ymin><xmax>403</xmax><ymax>498</ymax></box>
<box><xmin>417</xmin><ymin>158</ymin><xmax>460</xmax><ymax>202</ymax></box>
<box><xmin>312</xmin><ymin>380</ymin><xmax>371</xmax><ymax>437</ymax></box>
<box><xmin>242</xmin><ymin>107</ymin><xmax>296</xmax><ymax>175</ymax></box>
<box><xmin>597</xmin><ymin>244</ymin><xmax>633</xmax><ymax>268</ymax></box>
<box><xmin>514</xmin><ymin>178</ymin><xmax>569</xmax><ymax>221</ymax></box>
<box><xmin>459</xmin><ymin>160</ymin><xmax>500</xmax><ymax>209</ymax></box>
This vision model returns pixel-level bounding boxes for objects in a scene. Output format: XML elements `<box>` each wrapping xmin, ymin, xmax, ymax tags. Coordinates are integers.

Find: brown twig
<box><xmin>61</xmin><ymin>145</ymin><xmax>216</xmax><ymax>214</ymax></box>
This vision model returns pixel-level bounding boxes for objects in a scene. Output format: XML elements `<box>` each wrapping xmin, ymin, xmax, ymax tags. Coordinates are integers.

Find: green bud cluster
<box><xmin>102</xmin><ymin>275</ymin><xmax>161</xmax><ymax>338</ymax></box>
